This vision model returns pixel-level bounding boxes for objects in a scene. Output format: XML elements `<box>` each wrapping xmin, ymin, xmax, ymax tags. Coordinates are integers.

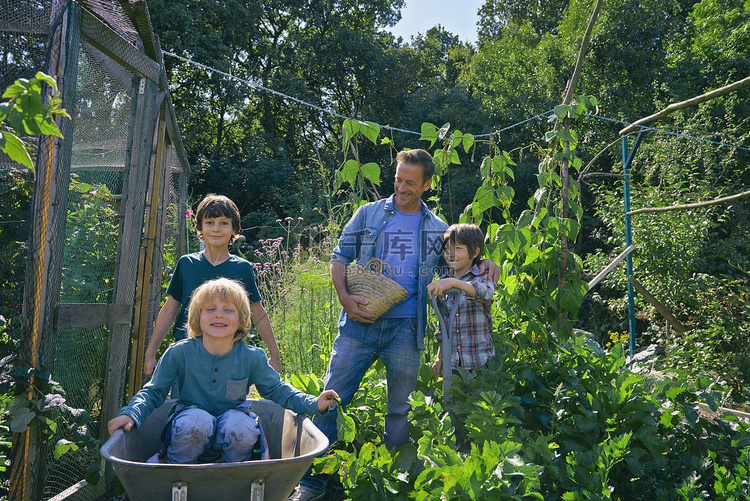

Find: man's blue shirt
<box><xmin>331</xmin><ymin>195</ymin><xmax>448</xmax><ymax>349</ymax></box>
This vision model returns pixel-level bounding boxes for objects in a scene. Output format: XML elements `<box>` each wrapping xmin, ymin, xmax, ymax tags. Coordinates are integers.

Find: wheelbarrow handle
<box><xmin>430</xmin><ymin>288</ymin><xmax>462</xmax><ymax>402</ymax></box>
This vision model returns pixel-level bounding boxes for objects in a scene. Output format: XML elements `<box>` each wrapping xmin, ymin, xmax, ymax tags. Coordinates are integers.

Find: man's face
<box><xmin>394</xmin><ymin>162</ymin><xmax>432</xmax><ymax>214</ymax></box>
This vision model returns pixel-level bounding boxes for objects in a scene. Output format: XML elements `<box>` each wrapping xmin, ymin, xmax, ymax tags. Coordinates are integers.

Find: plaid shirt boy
<box><xmin>435</xmin><ymin>264</ymin><xmax>495</xmax><ymax>370</ymax></box>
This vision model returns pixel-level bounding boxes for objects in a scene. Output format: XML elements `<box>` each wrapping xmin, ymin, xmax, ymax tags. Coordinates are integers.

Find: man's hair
<box><xmin>396</xmin><ymin>149</ymin><xmax>436</xmax><ymax>184</ymax></box>
<box><xmin>195</xmin><ymin>194</ymin><xmax>241</xmax><ymax>243</ymax></box>
<box><xmin>187</xmin><ymin>278</ymin><xmax>252</xmax><ymax>345</ymax></box>
<box><xmin>443</xmin><ymin>223</ymin><xmax>484</xmax><ymax>266</ymax></box>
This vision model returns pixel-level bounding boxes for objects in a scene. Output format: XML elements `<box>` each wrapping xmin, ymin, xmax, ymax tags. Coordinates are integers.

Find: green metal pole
<box><xmin>622</xmin><ymin>134</ymin><xmax>643</xmax><ymax>357</ymax></box>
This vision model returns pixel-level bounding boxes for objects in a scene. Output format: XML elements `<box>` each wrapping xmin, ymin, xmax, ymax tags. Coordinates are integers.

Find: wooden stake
<box><xmin>627</xmin><ymin>189</ymin><xmax>750</xmax><ymax>216</ymax></box>
<box><xmin>627</xmin><ymin>276</ymin><xmax>687</xmax><ymax>333</ymax></box>
<box><xmin>619</xmin><ymin>76</ymin><xmax>750</xmax><ymax>136</ymax></box>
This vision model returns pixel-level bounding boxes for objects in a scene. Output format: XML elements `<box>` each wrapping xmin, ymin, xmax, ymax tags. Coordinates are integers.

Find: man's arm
<box><xmin>330</xmin><ymin>260</ymin><xmax>376</xmax><ymax>324</ymax></box>
<box><xmin>250</xmin><ymin>301</ymin><xmax>282</xmax><ymax>372</ymax></box>
<box><xmin>478</xmin><ymin>259</ymin><xmax>500</xmax><ymax>286</ymax></box>
<box><xmin>144</xmin><ymin>296</ymin><xmax>181</xmax><ymax>376</ymax></box>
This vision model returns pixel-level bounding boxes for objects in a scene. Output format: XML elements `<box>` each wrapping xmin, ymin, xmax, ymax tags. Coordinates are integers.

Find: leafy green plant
<box><xmin>0</xmin><ymin>360</ymin><xmax>123</xmax><ymax>495</ymax></box>
<box><xmin>61</xmin><ymin>178</ymin><xmax>119</xmax><ymax>303</ymax></box>
<box><xmin>335</xmin><ymin>119</ymin><xmax>384</xmax><ymax>207</ymax></box>
<box><xmin>0</xmin><ymin>72</ymin><xmax>69</xmax><ymax>173</ymax></box>
<box><xmin>317</xmin><ymin>332</ymin><xmax>750</xmax><ymax>500</ymax></box>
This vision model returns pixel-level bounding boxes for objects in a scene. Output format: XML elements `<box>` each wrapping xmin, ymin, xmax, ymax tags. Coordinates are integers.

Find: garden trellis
<box><xmin>616</xmin><ymin>76</ymin><xmax>750</xmax><ymax>356</ymax></box>
<box><xmin>1</xmin><ymin>0</ymin><xmax>189</xmax><ymax>499</ymax></box>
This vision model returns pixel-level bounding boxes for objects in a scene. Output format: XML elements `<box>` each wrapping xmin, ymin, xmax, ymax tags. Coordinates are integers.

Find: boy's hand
<box><xmin>108</xmin><ymin>415</ymin><xmax>135</xmax><ymax>436</ymax></box>
<box><xmin>428</xmin><ymin>278</ymin><xmax>458</xmax><ymax>298</ymax></box>
<box><xmin>144</xmin><ymin>354</ymin><xmax>157</xmax><ymax>377</ymax></box>
<box><xmin>432</xmin><ymin>357</ymin><xmax>443</xmax><ymax>377</ymax></box>
<box><xmin>318</xmin><ymin>389</ymin><xmax>340</xmax><ymax>412</ymax></box>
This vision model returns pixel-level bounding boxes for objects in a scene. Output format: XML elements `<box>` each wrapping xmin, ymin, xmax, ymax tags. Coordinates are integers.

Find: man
<box><xmin>288</xmin><ymin>149</ymin><xmax>498</xmax><ymax>501</ymax></box>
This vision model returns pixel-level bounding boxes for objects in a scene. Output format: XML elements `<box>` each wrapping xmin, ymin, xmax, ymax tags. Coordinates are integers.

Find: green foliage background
<box><xmin>1</xmin><ymin>0</ymin><xmax>749</xmax><ymax>499</ymax></box>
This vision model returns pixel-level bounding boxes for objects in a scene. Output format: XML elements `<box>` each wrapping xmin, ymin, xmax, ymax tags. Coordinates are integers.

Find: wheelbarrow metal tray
<box><xmin>100</xmin><ymin>399</ymin><xmax>328</xmax><ymax>501</ymax></box>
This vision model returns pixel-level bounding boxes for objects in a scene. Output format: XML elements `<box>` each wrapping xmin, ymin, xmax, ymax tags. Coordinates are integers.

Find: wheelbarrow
<box><xmin>431</xmin><ymin>288</ymin><xmax>461</xmax><ymax>402</ymax></box>
<box><xmin>100</xmin><ymin>399</ymin><xmax>328</xmax><ymax>501</ymax></box>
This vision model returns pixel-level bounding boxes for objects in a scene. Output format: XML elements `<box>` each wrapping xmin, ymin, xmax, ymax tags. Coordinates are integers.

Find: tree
<box><xmin>147</xmin><ymin>0</ymin><xmax>411</xmax><ymax>238</ymax></box>
<box><xmin>477</xmin><ymin>0</ymin><xmax>570</xmax><ymax>42</ymax></box>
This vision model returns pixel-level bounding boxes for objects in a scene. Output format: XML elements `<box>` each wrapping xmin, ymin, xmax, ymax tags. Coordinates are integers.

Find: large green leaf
<box><xmin>336</xmin><ymin>400</ymin><xmax>356</xmax><ymax>443</ymax></box>
<box><xmin>420</xmin><ymin>123</ymin><xmax>438</xmax><ymax>148</ymax></box>
<box><xmin>10</xmin><ymin>407</ymin><xmax>35</xmax><ymax>433</ymax></box>
<box><xmin>359</xmin><ymin>121</ymin><xmax>380</xmax><ymax>145</ymax></box>
<box><xmin>361</xmin><ymin>162</ymin><xmax>381</xmax><ymax>186</ymax></box>
<box><xmin>472</xmin><ymin>184</ymin><xmax>496</xmax><ymax>217</ymax></box>
<box><xmin>342</xmin><ymin>159</ymin><xmax>359</xmax><ymax>187</ymax></box>
<box><xmin>0</xmin><ymin>131</ymin><xmax>33</xmax><ymax>170</ymax></box>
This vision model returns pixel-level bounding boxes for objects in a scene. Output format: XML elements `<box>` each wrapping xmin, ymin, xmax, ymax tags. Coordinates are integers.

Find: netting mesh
<box><xmin>0</xmin><ymin>0</ymin><xmax>60</xmax><ymax>341</ymax></box>
<box><xmin>2</xmin><ymin>1</ymin><xmax>188</xmax><ymax>499</ymax></box>
<box><xmin>0</xmin><ymin>1</ymin><xmax>55</xmax><ymax>89</ymax></box>
<box><xmin>43</xmin><ymin>40</ymin><xmax>133</xmax><ymax>499</ymax></box>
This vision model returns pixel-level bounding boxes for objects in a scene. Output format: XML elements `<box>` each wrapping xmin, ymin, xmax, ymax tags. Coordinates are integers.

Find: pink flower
<box><xmin>285</xmin><ymin>216</ymin><xmax>293</xmax><ymax>221</ymax></box>
<box><xmin>185</xmin><ymin>209</ymin><xmax>194</xmax><ymax>219</ymax></box>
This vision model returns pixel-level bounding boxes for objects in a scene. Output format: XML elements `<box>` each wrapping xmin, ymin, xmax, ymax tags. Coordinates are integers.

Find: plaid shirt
<box><xmin>434</xmin><ymin>265</ymin><xmax>495</xmax><ymax>370</ymax></box>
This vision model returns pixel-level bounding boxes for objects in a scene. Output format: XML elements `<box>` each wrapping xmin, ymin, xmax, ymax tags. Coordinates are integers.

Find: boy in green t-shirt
<box><xmin>144</xmin><ymin>194</ymin><xmax>281</xmax><ymax>379</ymax></box>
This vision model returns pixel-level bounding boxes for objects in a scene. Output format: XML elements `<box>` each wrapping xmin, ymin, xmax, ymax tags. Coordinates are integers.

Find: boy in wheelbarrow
<box><xmin>108</xmin><ymin>278</ymin><xmax>338</xmax><ymax>464</ymax></box>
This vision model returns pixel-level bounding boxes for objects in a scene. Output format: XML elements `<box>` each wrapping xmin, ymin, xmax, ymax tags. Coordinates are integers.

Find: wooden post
<box><xmin>11</xmin><ymin>3</ymin><xmax>81</xmax><ymax>500</ymax></box>
<box><xmin>128</xmin><ymin>104</ymin><xmax>166</xmax><ymax>398</ymax></box>
<box><xmin>627</xmin><ymin>276</ymin><xmax>688</xmax><ymax>333</ymax></box>
<box><xmin>147</xmin><ymin>142</ymin><xmax>173</xmax><ymax>342</ymax></box>
<box><xmin>101</xmin><ymin>74</ymin><xmax>159</xmax><ymax>435</ymax></box>
<box><xmin>556</xmin><ymin>0</ymin><xmax>602</xmax><ymax>335</ymax></box>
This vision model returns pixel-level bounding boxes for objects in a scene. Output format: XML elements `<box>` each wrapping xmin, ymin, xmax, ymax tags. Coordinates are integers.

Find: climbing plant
<box><xmin>0</xmin><ymin>72</ymin><xmax>68</xmax><ymax>174</ymax></box>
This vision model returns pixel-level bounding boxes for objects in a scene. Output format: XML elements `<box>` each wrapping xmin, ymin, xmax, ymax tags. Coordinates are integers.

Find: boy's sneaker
<box><xmin>287</xmin><ymin>485</ymin><xmax>325</xmax><ymax>501</ymax></box>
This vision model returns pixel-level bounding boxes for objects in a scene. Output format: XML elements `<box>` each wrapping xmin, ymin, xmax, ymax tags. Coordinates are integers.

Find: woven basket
<box><xmin>345</xmin><ymin>258</ymin><xmax>408</xmax><ymax>320</ymax></box>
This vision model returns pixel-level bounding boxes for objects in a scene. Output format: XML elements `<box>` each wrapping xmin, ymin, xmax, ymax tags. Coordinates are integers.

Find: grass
<box><xmin>267</xmin><ymin>257</ymin><xmax>338</xmax><ymax>375</ymax></box>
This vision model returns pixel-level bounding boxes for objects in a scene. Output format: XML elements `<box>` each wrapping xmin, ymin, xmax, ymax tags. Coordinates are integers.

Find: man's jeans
<box><xmin>166</xmin><ymin>404</ymin><xmax>261</xmax><ymax>463</ymax></box>
<box><xmin>300</xmin><ymin>317</ymin><xmax>421</xmax><ymax>492</ymax></box>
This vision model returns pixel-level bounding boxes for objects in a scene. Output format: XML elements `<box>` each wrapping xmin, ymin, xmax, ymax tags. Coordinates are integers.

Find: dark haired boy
<box><xmin>144</xmin><ymin>194</ymin><xmax>281</xmax><ymax>384</ymax></box>
<box><xmin>427</xmin><ymin>223</ymin><xmax>495</xmax><ymax>376</ymax></box>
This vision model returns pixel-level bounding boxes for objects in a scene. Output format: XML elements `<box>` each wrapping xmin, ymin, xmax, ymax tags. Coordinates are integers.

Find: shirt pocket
<box><xmin>225</xmin><ymin>378</ymin><xmax>249</xmax><ymax>401</ymax></box>
<box><xmin>358</xmin><ymin>226</ymin><xmax>378</xmax><ymax>263</ymax></box>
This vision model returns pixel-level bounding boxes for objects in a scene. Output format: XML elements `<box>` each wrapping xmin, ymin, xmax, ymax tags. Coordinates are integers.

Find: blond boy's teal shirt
<box><xmin>120</xmin><ymin>338</ymin><xmax>321</xmax><ymax>429</ymax></box>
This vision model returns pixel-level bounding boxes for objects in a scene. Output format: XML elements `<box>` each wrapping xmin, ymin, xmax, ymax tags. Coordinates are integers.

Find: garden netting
<box><xmin>1</xmin><ymin>1</ymin><xmax>187</xmax><ymax>499</ymax></box>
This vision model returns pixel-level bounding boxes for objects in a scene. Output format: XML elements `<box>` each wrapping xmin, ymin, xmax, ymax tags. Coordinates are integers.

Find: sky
<box><xmin>389</xmin><ymin>0</ymin><xmax>485</xmax><ymax>44</ymax></box>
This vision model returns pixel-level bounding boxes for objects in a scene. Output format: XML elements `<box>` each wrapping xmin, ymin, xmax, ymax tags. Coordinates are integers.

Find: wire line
<box><xmin>163</xmin><ymin>50</ymin><xmax>551</xmax><ymax>139</ymax></box>
<box><xmin>162</xmin><ymin>51</ymin><xmax>749</xmax><ymax>153</ymax></box>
